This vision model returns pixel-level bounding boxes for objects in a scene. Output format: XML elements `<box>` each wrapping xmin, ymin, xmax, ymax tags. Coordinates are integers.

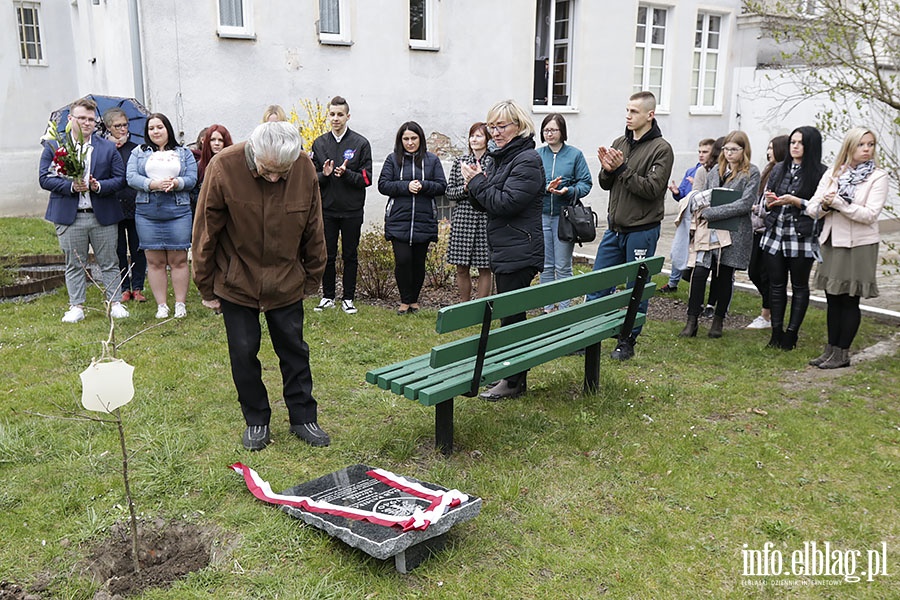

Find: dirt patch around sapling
<box><xmin>78</xmin><ymin>519</ymin><xmax>227</xmax><ymax>599</ymax></box>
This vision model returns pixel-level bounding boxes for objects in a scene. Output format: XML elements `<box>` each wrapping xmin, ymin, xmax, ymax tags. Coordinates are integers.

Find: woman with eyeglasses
<box><xmin>103</xmin><ymin>108</ymin><xmax>147</xmax><ymax>304</ymax></box>
<box><xmin>445</xmin><ymin>122</ymin><xmax>493</xmax><ymax>301</ymax></box>
<box><xmin>536</xmin><ymin>113</ymin><xmax>593</xmax><ymax>313</ymax></box>
<box><xmin>805</xmin><ymin>127</ymin><xmax>887</xmax><ymax>369</ymax></box>
<box><xmin>760</xmin><ymin>126</ymin><xmax>827</xmax><ymax>350</ymax></box>
<box><xmin>126</xmin><ymin>112</ymin><xmax>197</xmax><ymax>319</ymax></box>
<box><xmin>379</xmin><ymin>121</ymin><xmax>447</xmax><ymax>315</ymax></box>
<box><xmin>680</xmin><ymin>130</ymin><xmax>760</xmax><ymax>338</ymax></box>
<box><xmin>460</xmin><ymin>99</ymin><xmax>544</xmax><ymax>400</ymax></box>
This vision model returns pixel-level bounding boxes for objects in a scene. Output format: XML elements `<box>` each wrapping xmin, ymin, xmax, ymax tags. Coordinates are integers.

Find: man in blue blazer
<box><xmin>39</xmin><ymin>97</ymin><xmax>129</xmax><ymax>323</ymax></box>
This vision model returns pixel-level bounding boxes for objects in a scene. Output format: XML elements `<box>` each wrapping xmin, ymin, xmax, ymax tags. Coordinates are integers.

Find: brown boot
<box><xmin>678</xmin><ymin>315</ymin><xmax>698</xmax><ymax>338</ymax></box>
<box><xmin>808</xmin><ymin>344</ymin><xmax>834</xmax><ymax>367</ymax></box>
<box><xmin>708</xmin><ymin>315</ymin><xmax>724</xmax><ymax>338</ymax></box>
<box><xmin>818</xmin><ymin>347</ymin><xmax>850</xmax><ymax>369</ymax></box>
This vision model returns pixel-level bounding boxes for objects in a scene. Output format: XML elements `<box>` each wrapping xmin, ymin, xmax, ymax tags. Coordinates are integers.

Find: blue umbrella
<box><xmin>50</xmin><ymin>94</ymin><xmax>151</xmax><ymax>145</ymax></box>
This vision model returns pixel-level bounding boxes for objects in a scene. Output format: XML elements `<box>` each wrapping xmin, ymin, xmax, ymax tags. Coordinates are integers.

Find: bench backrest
<box><xmin>435</xmin><ymin>256</ymin><xmax>664</xmax><ymax>334</ymax></box>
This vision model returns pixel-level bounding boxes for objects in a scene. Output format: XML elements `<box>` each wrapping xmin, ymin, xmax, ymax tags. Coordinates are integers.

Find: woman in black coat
<box><xmin>378</xmin><ymin>121</ymin><xmax>447</xmax><ymax>314</ymax></box>
<box><xmin>462</xmin><ymin>99</ymin><xmax>545</xmax><ymax>400</ymax></box>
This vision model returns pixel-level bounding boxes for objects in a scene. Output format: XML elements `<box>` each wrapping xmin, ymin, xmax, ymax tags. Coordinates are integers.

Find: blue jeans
<box><xmin>667</xmin><ymin>265</ymin><xmax>683</xmax><ymax>288</ymax></box>
<box><xmin>586</xmin><ymin>225</ymin><xmax>660</xmax><ymax>337</ymax></box>
<box><xmin>540</xmin><ymin>214</ymin><xmax>575</xmax><ymax>310</ymax></box>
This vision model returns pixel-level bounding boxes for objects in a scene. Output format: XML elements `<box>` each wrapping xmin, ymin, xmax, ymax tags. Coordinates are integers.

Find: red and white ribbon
<box><xmin>229</xmin><ymin>462</ymin><xmax>468</xmax><ymax>532</ymax></box>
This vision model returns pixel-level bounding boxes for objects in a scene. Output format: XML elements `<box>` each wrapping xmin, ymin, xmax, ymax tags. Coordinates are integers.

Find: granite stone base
<box><xmin>280</xmin><ymin>464</ymin><xmax>481</xmax><ymax>572</ymax></box>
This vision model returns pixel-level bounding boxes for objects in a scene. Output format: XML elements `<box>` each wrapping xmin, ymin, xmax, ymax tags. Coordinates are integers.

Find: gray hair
<box><xmin>247</xmin><ymin>122</ymin><xmax>302</xmax><ymax>169</ymax></box>
<box><xmin>102</xmin><ymin>107</ymin><xmax>128</xmax><ymax>128</ymax></box>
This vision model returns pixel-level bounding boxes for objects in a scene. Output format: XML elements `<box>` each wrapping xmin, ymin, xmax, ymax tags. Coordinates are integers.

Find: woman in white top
<box><xmin>805</xmin><ymin>127</ymin><xmax>888</xmax><ymax>369</ymax></box>
<box><xmin>127</xmin><ymin>113</ymin><xmax>197</xmax><ymax>318</ymax></box>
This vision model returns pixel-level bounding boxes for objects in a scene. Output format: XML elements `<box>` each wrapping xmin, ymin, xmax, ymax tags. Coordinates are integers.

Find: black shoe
<box><xmin>242</xmin><ymin>425</ymin><xmax>271</xmax><ymax>451</ymax></box>
<box><xmin>480</xmin><ymin>378</ymin><xmax>526</xmax><ymax>401</ymax></box>
<box><xmin>780</xmin><ymin>329</ymin><xmax>798</xmax><ymax>350</ymax></box>
<box><xmin>708</xmin><ymin>315</ymin><xmax>725</xmax><ymax>338</ymax></box>
<box><xmin>610</xmin><ymin>336</ymin><xmax>636</xmax><ymax>361</ymax></box>
<box><xmin>290</xmin><ymin>422</ymin><xmax>331</xmax><ymax>447</ymax></box>
<box><xmin>659</xmin><ymin>284</ymin><xmax>678</xmax><ymax>294</ymax></box>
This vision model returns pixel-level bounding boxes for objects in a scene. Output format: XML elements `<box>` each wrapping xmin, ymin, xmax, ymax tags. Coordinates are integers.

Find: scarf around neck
<box><xmin>837</xmin><ymin>160</ymin><xmax>875</xmax><ymax>203</ymax></box>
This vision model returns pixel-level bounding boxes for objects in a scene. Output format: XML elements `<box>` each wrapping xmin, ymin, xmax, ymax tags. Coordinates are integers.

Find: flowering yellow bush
<box><xmin>289</xmin><ymin>99</ymin><xmax>329</xmax><ymax>153</ymax></box>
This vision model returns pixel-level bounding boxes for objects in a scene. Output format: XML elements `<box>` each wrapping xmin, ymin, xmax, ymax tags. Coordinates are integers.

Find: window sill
<box><xmin>532</xmin><ymin>105</ymin><xmax>579</xmax><ymax>114</ymax></box>
<box><xmin>409</xmin><ymin>40</ymin><xmax>440</xmax><ymax>52</ymax></box>
<box><xmin>689</xmin><ymin>107</ymin><xmax>723</xmax><ymax>116</ymax></box>
<box><xmin>319</xmin><ymin>37</ymin><xmax>353</xmax><ymax>46</ymax></box>
<box><xmin>217</xmin><ymin>31</ymin><xmax>257</xmax><ymax>40</ymax></box>
<box><xmin>19</xmin><ymin>61</ymin><xmax>48</xmax><ymax>67</ymax></box>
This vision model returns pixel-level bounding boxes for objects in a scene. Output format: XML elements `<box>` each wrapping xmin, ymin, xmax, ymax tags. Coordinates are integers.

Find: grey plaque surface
<box><xmin>280</xmin><ymin>464</ymin><xmax>481</xmax><ymax>567</ymax></box>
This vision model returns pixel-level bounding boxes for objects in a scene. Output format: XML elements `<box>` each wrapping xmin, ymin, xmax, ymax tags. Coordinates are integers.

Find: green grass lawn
<box><xmin>0</xmin><ymin>217</ymin><xmax>897</xmax><ymax>599</ymax></box>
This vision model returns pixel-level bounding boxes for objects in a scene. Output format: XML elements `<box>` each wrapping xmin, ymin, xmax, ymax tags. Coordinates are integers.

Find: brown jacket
<box><xmin>192</xmin><ymin>142</ymin><xmax>326</xmax><ymax>311</ymax></box>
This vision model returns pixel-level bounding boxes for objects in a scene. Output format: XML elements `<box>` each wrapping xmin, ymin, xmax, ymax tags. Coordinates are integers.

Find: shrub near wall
<box><xmin>356</xmin><ymin>221</ymin><xmax>453</xmax><ymax>300</ymax></box>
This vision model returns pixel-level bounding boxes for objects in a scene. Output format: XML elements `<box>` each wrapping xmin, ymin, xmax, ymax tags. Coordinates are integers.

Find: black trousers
<box><xmin>495</xmin><ymin>267</ymin><xmax>539</xmax><ymax>385</ymax></box>
<box><xmin>322</xmin><ymin>214</ymin><xmax>364</xmax><ymax>300</ymax></box>
<box><xmin>117</xmin><ymin>217</ymin><xmax>146</xmax><ymax>291</ymax></box>
<box><xmin>392</xmin><ymin>240</ymin><xmax>430</xmax><ymax>305</ymax></box>
<box><xmin>826</xmin><ymin>293</ymin><xmax>861</xmax><ymax>349</ymax></box>
<box><xmin>747</xmin><ymin>232</ymin><xmax>770</xmax><ymax>310</ymax></box>
<box><xmin>220</xmin><ymin>298</ymin><xmax>317</xmax><ymax>427</ymax></box>
<box><xmin>764</xmin><ymin>251</ymin><xmax>813</xmax><ymax>331</ymax></box>
<box><xmin>688</xmin><ymin>263</ymin><xmax>735</xmax><ymax>318</ymax></box>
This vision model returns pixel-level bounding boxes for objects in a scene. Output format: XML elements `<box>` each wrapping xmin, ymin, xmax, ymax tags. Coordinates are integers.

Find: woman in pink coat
<box><xmin>805</xmin><ymin>127</ymin><xmax>889</xmax><ymax>369</ymax></box>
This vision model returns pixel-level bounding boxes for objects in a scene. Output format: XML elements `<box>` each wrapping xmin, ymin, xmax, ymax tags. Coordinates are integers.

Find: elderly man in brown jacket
<box><xmin>193</xmin><ymin>121</ymin><xmax>328</xmax><ymax>451</ymax></box>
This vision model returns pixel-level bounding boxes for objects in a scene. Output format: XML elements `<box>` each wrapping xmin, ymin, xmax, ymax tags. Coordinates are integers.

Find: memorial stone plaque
<box><xmin>280</xmin><ymin>464</ymin><xmax>481</xmax><ymax>573</ymax></box>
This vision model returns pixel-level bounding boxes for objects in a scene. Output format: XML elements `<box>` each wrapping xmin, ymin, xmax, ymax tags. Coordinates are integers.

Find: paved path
<box><xmin>574</xmin><ymin>214</ymin><xmax>900</xmax><ymax>321</ymax></box>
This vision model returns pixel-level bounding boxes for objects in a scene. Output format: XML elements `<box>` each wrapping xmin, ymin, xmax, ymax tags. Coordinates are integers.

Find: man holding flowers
<box><xmin>39</xmin><ymin>96</ymin><xmax>129</xmax><ymax>323</ymax></box>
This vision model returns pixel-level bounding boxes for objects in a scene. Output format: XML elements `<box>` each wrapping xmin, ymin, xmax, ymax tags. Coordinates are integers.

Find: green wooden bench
<box><xmin>365</xmin><ymin>256</ymin><xmax>664</xmax><ymax>455</ymax></box>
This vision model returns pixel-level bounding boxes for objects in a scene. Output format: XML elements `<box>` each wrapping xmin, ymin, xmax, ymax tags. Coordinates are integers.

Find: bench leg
<box><xmin>435</xmin><ymin>398</ymin><xmax>454</xmax><ymax>456</ymax></box>
<box><xmin>584</xmin><ymin>341</ymin><xmax>601</xmax><ymax>394</ymax></box>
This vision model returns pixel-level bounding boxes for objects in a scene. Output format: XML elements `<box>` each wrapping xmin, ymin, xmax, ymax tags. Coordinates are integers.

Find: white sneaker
<box><xmin>174</xmin><ymin>302</ymin><xmax>187</xmax><ymax>318</ymax></box>
<box><xmin>62</xmin><ymin>306</ymin><xmax>85</xmax><ymax>323</ymax></box>
<box><xmin>314</xmin><ymin>298</ymin><xmax>335</xmax><ymax>312</ymax></box>
<box><xmin>341</xmin><ymin>299</ymin><xmax>358</xmax><ymax>314</ymax></box>
<box><xmin>109</xmin><ymin>302</ymin><xmax>130</xmax><ymax>319</ymax></box>
<box><xmin>745</xmin><ymin>315</ymin><xmax>771</xmax><ymax>329</ymax></box>
<box><xmin>156</xmin><ymin>304</ymin><xmax>170</xmax><ymax>319</ymax></box>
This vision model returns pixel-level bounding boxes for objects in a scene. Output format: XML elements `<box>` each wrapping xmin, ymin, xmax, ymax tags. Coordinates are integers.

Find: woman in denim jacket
<box><xmin>127</xmin><ymin>113</ymin><xmax>197</xmax><ymax>319</ymax></box>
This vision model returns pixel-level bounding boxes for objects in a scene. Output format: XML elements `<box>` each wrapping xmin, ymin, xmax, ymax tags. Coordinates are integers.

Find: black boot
<box><xmin>708</xmin><ymin>315</ymin><xmax>725</xmax><ymax>338</ymax></box>
<box><xmin>780</xmin><ymin>329</ymin><xmax>798</xmax><ymax>350</ymax></box>
<box><xmin>808</xmin><ymin>344</ymin><xmax>834</xmax><ymax>367</ymax></box>
<box><xmin>767</xmin><ymin>326</ymin><xmax>783</xmax><ymax>349</ymax></box>
<box><xmin>818</xmin><ymin>347</ymin><xmax>850</xmax><ymax>369</ymax></box>
<box><xmin>678</xmin><ymin>315</ymin><xmax>699</xmax><ymax>338</ymax></box>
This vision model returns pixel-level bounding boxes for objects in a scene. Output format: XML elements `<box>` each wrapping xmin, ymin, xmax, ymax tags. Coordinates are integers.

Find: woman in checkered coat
<box><xmin>760</xmin><ymin>126</ymin><xmax>827</xmax><ymax>351</ymax></box>
<box><xmin>445</xmin><ymin>122</ymin><xmax>493</xmax><ymax>301</ymax></box>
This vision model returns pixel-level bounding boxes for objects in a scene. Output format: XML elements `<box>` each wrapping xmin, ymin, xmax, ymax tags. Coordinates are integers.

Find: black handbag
<box><xmin>557</xmin><ymin>198</ymin><xmax>598</xmax><ymax>245</ymax></box>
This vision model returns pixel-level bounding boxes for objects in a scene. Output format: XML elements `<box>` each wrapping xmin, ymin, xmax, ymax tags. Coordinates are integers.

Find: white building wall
<box><xmin>7</xmin><ymin>0</ymin><xmax>754</xmax><ymax>221</ymax></box>
<box><xmin>2</xmin><ymin>0</ymin><xmax>138</xmax><ymax>217</ymax></box>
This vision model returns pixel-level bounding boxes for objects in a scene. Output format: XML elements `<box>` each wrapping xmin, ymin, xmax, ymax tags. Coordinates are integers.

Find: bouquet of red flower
<box><xmin>41</xmin><ymin>120</ymin><xmax>89</xmax><ymax>181</ymax></box>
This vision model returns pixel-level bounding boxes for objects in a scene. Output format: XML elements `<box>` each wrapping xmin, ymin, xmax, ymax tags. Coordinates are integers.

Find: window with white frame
<box><xmin>217</xmin><ymin>0</ymin><xmax>254</xmax><ymax>39</ymax></box>
<box><xmin>319</xmin><ymin>0</ymin><xmax>352</xmax><ymax>45</ymax></box>
<box><xmin>633</xmin><ymin>4</ymin><xmax>670</xmax><ymax>107</ymax></box>
<box><xmin>409</xmin><ymin>0</ymin><xmax>439</xmax><ymax>50</ymax></box>
<box><xmin>533</xmin><ymin>0</ymin><xmax>576</xmax><ymax>108</ymax></box>
<box><xmin>691</xmin><ymin>12</ymin><xmax>724</xmax><ymax>110</ymax></box>
<box><xmin>15</xmin><ymin>1</ymin><xmax>45</xmax><ymax>66</ymax></box>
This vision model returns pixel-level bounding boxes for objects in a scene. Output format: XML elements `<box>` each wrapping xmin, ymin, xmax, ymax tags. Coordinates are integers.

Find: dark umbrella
<box><xmin>50</xmin><ymin>94</ymin><xmax>151</xmax><ymax>145</ymax></box>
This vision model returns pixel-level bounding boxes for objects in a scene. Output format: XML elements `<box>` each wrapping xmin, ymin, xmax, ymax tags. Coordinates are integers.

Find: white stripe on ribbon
<box><xmin>230</xmin><ymin>462</ymin><xmax>468</xmax><ymax>531</ymax></box>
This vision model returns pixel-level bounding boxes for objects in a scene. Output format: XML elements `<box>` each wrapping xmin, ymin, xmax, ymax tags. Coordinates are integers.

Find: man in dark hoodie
<box><xmin>310</xmin><ymin>96</ymin><xmax>373</xmax><ymax>315</ymax></box>
<box><xmin>587</xmin><ymin>91</ymin><xmax>674</xmax><ymax>361</ymax></box>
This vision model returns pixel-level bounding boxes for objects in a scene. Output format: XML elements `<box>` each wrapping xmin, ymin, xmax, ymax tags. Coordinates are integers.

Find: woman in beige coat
<box><xmin>805</xmin><ymin>127</ymin><xmax>889</xmax><ymax>369</ymax></box>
